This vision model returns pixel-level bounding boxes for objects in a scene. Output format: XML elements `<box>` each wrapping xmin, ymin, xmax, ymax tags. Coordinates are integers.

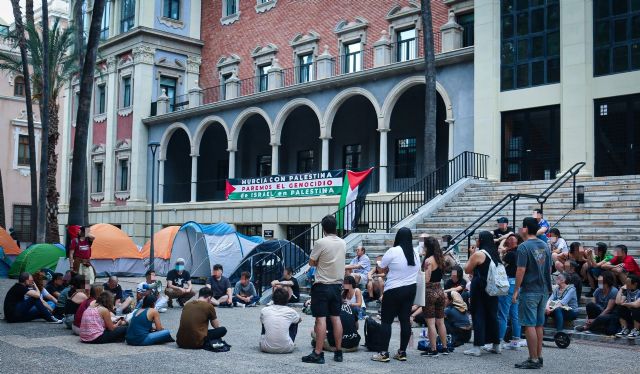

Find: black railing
<box><xmin>445</xmin><ymin>162</ymin><xmax>586</xmax><ymax>256</ymax></box>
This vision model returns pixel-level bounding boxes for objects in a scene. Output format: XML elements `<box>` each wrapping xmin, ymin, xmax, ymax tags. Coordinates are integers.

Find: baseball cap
<box><xmin>497</xmin><ymin>217</ymin><xmax>509</xmax><ymax>224</ymax></box>
<box><xmin>176</xmin><ymin>258</ymin><xmax>185</xmax><ymax>264</ymax></box>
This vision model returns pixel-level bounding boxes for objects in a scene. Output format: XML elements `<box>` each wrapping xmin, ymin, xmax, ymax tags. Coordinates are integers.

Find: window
<box><xmin>593</xmin><ymin>0</ymin><xmax>640</xmax><ymax>76</ymax></box>
<box><xmin>236</xmin><ymin>225</ymin><xmax>262</xmax><ymax>237</ymax></box>
<box><xmin>458</xmin><ymin>12</ymin><xmax>475</xmax><ymax>47</ymax></box>
<box><xmin>395</xmin><ymin>138</ymin><xmax>417</xmax><ymax>178</ymax></box>
<box><xmin>121</xmin><ymin>76</ymin><xmax>131</xmax><ymax>107</ymax></box>
<box><xmin>298</xmin><ymin>54</ymin><xmax>314</xmax><ymax>83</ymax></box>
<box><xmin>17</xmin><ymin>135</ymin><xmax>30</xmax><ymax>166</ymax></box>
<box><xmin>120</xmin><ymin>0</ymin><xmax>135</xmax><ymax>33</ymax></box>
<box><xmin>221</xmin><ymin>72</ymin><xmax>232</xmax><ymax>99</ymax></box>
<box><xmin>100</xmin><ymin>1</ymin><xmax>110</xmax><ymax>40</ymax></box>
<box><xmin>297</xmin><ymin>150</ymin><xmax>315</xmax><ymax>173</ymax></box>
<box><xmin>118</xmin><ymin>159</ymin><xmax>129</xmax><ymax>191</ymax></box>
<box><xmin>163</xmin><ymin>0</ymin><xmax>180</xmax><ymax>20</ymax></box>
<box><xmin>0</xmin><ymin>25</ymin><xmax>9</xmax><ymax>36</ymax></box>
<box><xmin>501</xmin><ymin>0</ymin><xmax>560</xmax><ymax>91</ymax></box>
<box><xmin>13</xmin><ymin>205</ymin><xmax>31</xmax><ymax>242</ymax></box>
<box><xmin>159</xmin><ymin>76</ymin><xmax>177</xmax><ymax>111</ymax></box>
<box><xmin>94</xmin><ymin>162</ymin><xmax>104</xmax><ymax>193</ymax></box>
<box><xmin>258</xmin><ymin>64</ymin><xmax>270</xmax><ymax>92</ymax></box>
<box><xmin>14</xmin><ymin>76</ymin><xmax>25</xmax><ymax>97</ymax></box>
<box><xmin>224</xmin><ymin>0</ymin><xmax>238</xmax><ymax>17</ymax></box>
<box><xmin>257</xmin><ymin>155</ymin><xmax>272</xmax><ymax>177</ymax></box>
<box><xmin>97</xmin><ymin>84</ymin><xmax>106</xmax><ymax>114</ymax></box>
<box><xmin>343</xmin><ymin>144</ymin><xmax>362</xmax><ymax>170</ymax></box>
<box><xmin>343</xmin><ymin>42</ymin><xmax>362</xmax><ymax>73</ymax></box>
<box><xmin>396</xmin><ymin>28</ymin><xmax>417</xmax><ymax>62</ymax></box>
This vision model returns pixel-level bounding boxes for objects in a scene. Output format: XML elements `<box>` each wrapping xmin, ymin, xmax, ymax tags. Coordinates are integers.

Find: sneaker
<box><xmin>421</xmin><ymin>350</ymin><xmax>439</xmax><ymax>357</ymax></box>
<box><xmin>167</xmin><ymin>299</ymin><xmax>174</xmax><ymax>308</ymax></box>
<box><xmin>463</xmin><ymin>347</ymin><xmax>481</xmax><ymax>357</ymax></box>
<box><xmin>515</xmin><ymin>358</ymin><xmax>541</xmax><ymax>369</ymax></box>
<box><xmin>616</xmin><ymin>328</ymin><xmax>630</xmax><ymax>337</ymax></box>
<box><xmin>518</xmin><ymin>339</ymin><xmax>528</xmax><ymax>348</ymax></box>
<box><xmin>627</xmin><ymin>329</ymin><xmax>640</xmax><ymax>339</ymax></box>
<box><xmin>302</xmin><ymin>351</ymin><xmax>325</xmax><ymax>364</ymax></box>
<box><xmin>441</xmin><ymin>347</ymin><xmax>450</xmax><ymax>355</ymax></box>
<box><xmin>371</xmin><ymin>352</ymin><xmax>390</xmax><ymax>363</ymax></box>
<box><xmin>47</xmin><ymin>317</ymin><xmax>63</xmax><ymax>324</ymax></box>
<box><xmin>505</xmin><ymin>340</ymin><xmax>520</xmax><ymax>350</ymax></box>
<box><xmin>575</xmin><ymin>325</ymin><xmax>586</xmax><ymax>332</ymax></box>
<box><xmin>334</xmin><ymin>350</ymin><xmax>343</xmax><ymax>362</ymax></box>
<box><xmin>177</xmin><ymin>298</ymin><xmax>185</xmax><ymax>307</ymax></box>
<box><xmin>539</xmin><ymin>357</ymin><xmax>543</xmax><ymax>367</ymax></box>
<box><xmin>158</xmin><ymin>308</ymin><xmax>168</xmax><ymax>313</ymax></box>
<box><xmin>481</xmin><ymin>344</ymin><xmax>501</xmax><ymax>354</ymax></box>
<box><xmin>393</xmin><ymin>350</ymin><xmax>407</xmax><ymax>361</ymax></box>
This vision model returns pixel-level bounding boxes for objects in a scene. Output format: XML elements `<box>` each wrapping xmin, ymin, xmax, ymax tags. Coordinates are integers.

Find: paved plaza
<box><xmin>0</xmin><ymin>278</ymin><xmax>638</xmax><ymax>373</ymax></box>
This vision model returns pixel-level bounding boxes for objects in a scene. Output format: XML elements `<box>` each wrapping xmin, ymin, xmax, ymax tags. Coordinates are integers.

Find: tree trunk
<box><xmin>46</xmin><ymin>101</ymin><xmax>61</xmax><ymax>243</ymax></box>
<box><xmin>11</xmin><ymin>0</ymin><xmax>38</xmax><ymax>244</ymax></box>
<box><xmin>0</xmin><ymin>167</ymin><xmax>5</xmax><ymax>229</ymax></box>
<box><xmin>73</xmin><ymin>0</ymin><xmax>85</xmax><ymax>65</ymax></box>
<box><xmin>67</xmin><ymin>0</ymin><xmax>106</xmax><ymax>227</ymax></box>
<box><xmin>37</xmin><ymin>0</ymin><xmax>50</xmax><ymax>243</ymax></box>
<box><xmin>421</xmin><ymin>0</ymin><xmax>437</xmax><ymax>175</ymax></box>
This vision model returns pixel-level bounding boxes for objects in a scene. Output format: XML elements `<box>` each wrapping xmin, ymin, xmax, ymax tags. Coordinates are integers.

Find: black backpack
<box><xmin>364</xmin><ymin>317</ymin><xmax>384</xmax><ymax>352</ymax></box>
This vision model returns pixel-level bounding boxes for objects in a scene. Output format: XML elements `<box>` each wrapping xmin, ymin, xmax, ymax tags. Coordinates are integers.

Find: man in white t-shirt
<box><xmin>260</xmin><ymin>287</ymin><xmax>302</xmax><ymax>353</ymax></box>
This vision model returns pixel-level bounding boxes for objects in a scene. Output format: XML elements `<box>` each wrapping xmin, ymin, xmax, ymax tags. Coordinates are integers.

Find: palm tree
<box><xmin>37</xmin><ymin>0</ymin><xmax>51</xmax><ymax>244</ymax></box>
<box><xmin>421</xmin><ymin>0</ymin><xmax>437</xmax><ymax>175</ymax></box>
<box><xmin>9</xmin><ymin>0</ymin><xmax>38</xmax><ymax>244</ymax></box>
<box><xmin>67</xmin><ymin>0</ymin><xmax>106</xmax><ymax>227</ymax></box>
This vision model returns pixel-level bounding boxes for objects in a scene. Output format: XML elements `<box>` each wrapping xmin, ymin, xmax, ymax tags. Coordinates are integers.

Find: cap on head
<box><xmin>176</xmin><ymin>258</ymin><xmax>185</xmax><ymax>264</ymax></box>
<box><xmin>497</xmin><ymin>217</ymin><xmax>508</xmax><ymax>224</ymax></box>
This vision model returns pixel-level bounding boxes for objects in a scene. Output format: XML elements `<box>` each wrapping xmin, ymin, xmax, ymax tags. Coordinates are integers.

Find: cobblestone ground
<box><xmin>1</xmin><ymin>278</ymin><xmax>638</xmax><ymax>374</ymax></box>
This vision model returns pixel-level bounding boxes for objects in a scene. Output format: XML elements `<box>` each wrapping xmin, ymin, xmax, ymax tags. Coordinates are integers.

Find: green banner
<box><xmin>225</xmin><ymin>170</ymin><xmax>345</xmax><ymax>200</ymax></box>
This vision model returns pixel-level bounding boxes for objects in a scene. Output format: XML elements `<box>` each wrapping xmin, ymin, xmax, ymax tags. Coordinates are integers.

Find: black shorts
<box><xmin>310</xmin><ymin>283</ymin><xmax>342</xmax><ymax>317</ymax></box>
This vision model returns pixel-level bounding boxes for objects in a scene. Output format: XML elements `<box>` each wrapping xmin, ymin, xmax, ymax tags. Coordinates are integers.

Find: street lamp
<box><xmin>148</xmin><ymin>141</ymin><xmax>160</xmax><ymax>271</ymax></box>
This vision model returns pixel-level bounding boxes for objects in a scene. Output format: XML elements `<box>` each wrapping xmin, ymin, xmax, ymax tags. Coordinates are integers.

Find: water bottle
<box><xmin>421</xmin><ymin>327</ymin><xmax>427</xmax><ymax>339</ymax></box>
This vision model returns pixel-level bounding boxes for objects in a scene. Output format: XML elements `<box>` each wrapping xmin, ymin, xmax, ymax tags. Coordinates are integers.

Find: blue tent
<box><xmin>228</xmin><ymin>239</ymin><xmax>308</xmax><ymax>285</ymax></box>
<box><xmin>0</xmin><ymin>247</ymin><xmax>10</xmax><ymax>278</ymax></box>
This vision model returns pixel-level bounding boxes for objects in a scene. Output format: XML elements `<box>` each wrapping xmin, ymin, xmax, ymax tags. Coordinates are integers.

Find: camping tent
<box><xmin>169</xmin><ymin>222</ymin><xmax>264</xmax><ymax>278</ymax></box>
<box><xmin>9</xmin><ymin>243</ymin><xmax>65</xmax><ymax>277</ymax></box>
<box><xmin>140</xmin><ymin>226</ymin><xmax>180</xmax><ymax>275</ymax></box>
<box><xmin>0</xmin><ymin>247</ymin><xmax>11</xmax><ymax>277</ymax></box>
<box><xmin>0</xmin><ymin>227</ymin><xmax>21</xmax><ymax>261</ymax></box>
<box><xmin>228</xmin><ymin>239</ymin><xmax>309</xmax><ymax>285</ymax></box>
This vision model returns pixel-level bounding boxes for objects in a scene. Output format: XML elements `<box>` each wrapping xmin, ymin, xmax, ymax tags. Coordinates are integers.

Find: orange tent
<box><xmin>0</xmin><ymin>227</ymin><xmax>21</xmax><ymax>256</ymax></box>
<box><xmin>89</xmin><ymin>223</ymin><xmax>141</xmax><ymax>260</ymax></box>
<box><xmin>141</xmin><ymin>226</ymin><xmax>179</xmax><ymax>260</ymax></box>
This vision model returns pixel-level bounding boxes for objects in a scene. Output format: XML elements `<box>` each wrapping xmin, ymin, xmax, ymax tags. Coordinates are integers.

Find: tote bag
<box><xmin>414</xmin><ymin>255</ymin><xmax>426</xmax><ymax>306</ymax></box>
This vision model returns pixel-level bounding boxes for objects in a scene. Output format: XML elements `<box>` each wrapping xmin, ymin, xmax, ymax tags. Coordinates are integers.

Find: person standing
<box><xmin>498</xmin><ymin>235</ymin><xmax>522</xmax><ymax>350</ymax></box>
<box><xmin>420</xmin><ymin>236</ymin><xmax>449</xmax><ymax>357</ymax></box>
<box><xmin>302</xmin><ymin>215</ymin><xmax>346</xmax><ymax>364</ymax></box>
<box><xmin>69</xmin><ymin>226</ymin><xmax>93</xmax><ymax>273</ymax></box>
<box><xmin>165</xmin><ymin>258</ymin><xmax>196</xmax><ymax>308</ymax></box>
<box><xmin>512</xmin><ymin>217</ymin><xmax>552</xmax><ymax>369</ymax></box>
<box><xmin>371</xmin><ymin>227</ymin><xmax>419</xmax><ymax>363</ymax></box>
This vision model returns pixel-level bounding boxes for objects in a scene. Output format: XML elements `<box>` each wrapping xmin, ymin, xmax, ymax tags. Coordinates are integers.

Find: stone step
<box><xmin>438</xmin><ymin>203</ymin><xmax>640</xmax><ymax>213</ymax></box>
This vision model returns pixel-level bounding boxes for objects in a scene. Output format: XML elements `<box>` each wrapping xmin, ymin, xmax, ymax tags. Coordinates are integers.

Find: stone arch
<box><xmin>159</xmin><ymin>122</ymin><xmax>193</xmax><ymax>160</ymax></box>
<box><xmin>323</xmin><ymin>87</ymin><xmax>381</xmax><ymax>138</ymax></box>
<box><xmin>381</xmin><ymin>76</ymin><xmax>454</xmax><ymax>131</ymax></box>
<box><xmin>272</xmin><ymin>98</ymin><xmax>323</xmax><ymax>144</ymax></box>
<box><xmin>193</xmin><ymin>115</ymin><xmax>230</xmax><ymax>152</ymax></box>
<box><xmin>229</xmin><ymin>107</ymin><xmax>273</xmax><ymax>150</ymax></box>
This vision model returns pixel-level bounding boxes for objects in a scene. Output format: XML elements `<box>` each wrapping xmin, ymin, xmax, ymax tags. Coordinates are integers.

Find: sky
<box><xmin>0</xmin><ymin>0</ymin><xmax>26</xmax><ymax>24</ymax></box>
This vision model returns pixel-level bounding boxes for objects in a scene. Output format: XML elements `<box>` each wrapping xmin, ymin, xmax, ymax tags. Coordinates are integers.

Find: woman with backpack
<box><xmin>371</xmin><ymin>227</ymin><xmax>419</xmax><ymax>363</ymax></box>
<box><xmin>420</xmin><ymin>237</ymin><xmax>450</xmax><ymax>357</ymax></box>
<box><xmin>464</xmin><ymin>231</ymin><xmax>502</xmax><ymax>357</ymax></box>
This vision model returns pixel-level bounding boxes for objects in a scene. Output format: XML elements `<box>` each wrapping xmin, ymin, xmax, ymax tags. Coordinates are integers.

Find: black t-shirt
<box><xmin>4</xmin><ymin>283</ymin><xmax>29</xmax><ymax>322</ymax></box>
<box><xmin>103</xmin><ymin>283</ymin><xmax>124</xmax><ymax>301</ymax></box>
<box><xmin>503</xmin><ymin>250</ymin><xmax>518</xmax><ymax>278</ymax></box>
<box><xmin>279</xmin><ymin>276</ymin><xmax>300</xmax><ymax>301</ymax></box>
<box><xmin>444</xmin><ymin>277</ymin><xmax>467</xmax><ymax>292</ymax></box>
<box><xmin>207</xmin><ymin>276</ymin><xmax>231</xmax><ymax>298</ymax></box>
<box><xmin>45</xmin><ymin>282</ymin><xmax>65</xmax><ymax>296</ymax></box>
<box><xmin>327</xmin><ymin>303</ymin><xmax>360</xmax><ymax>349</ymax></box>
<box><xmin>493</xmin><ymin>227</ymin><xmax>514</xmax><ymax>239</ymax></box>
<box><xmin>167</xmin><ymin>270</ymin><xmax>191</xmax><ymax>289</ymax></box>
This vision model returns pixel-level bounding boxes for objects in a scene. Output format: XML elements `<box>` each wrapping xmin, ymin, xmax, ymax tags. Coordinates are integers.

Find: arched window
<box><xmin>14</xmin><ymin>76</ymin><xmax>25</xmax><ymax>97</ymax></box>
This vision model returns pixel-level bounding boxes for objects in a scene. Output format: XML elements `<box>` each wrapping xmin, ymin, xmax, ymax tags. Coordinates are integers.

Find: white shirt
<box><xmin>380</xmin><ymin>246</ymin><xmax>419</xmax><ymax>292</ymax></box>
<box><xmin>260</xmin><ymin>305</ymin><xmax>301</xmax><ymax>354</ymax></box>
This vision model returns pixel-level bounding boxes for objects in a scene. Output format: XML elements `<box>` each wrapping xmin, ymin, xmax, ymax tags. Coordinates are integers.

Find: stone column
<box><xmin>156</xmin><ymin>89</ymin><xmax>169</xmax><ymax>115</ymax></box>
<box><xmin>373</xmin><ymin>31</ymin><xmax>392</xmax><ymax>67</ymax></box>
<box><xmin>271</xmin><ymin>143</ymin><xmax>280</xmax><ymax>175</ymax></box>
<box><xmin>225</xmin><ymin>73</ymin><xmax>240</xmax><ymax>100</ymax></box>
<box><xmin>190</xmin><ymin>154</ymin><xmax>198</xmax><ymax>202</ymax></box>
<box><xmin>158</xmin><ymin>159</ymin><xmax>165</xmax><ymax>203</ymax></box>
<box><xmin>267</xmin><ymin>58</ymin><xmax>283</xmax><ymax>90</ymax></box>
<box><xmin>228</xmin><ymin>150</ymin><xmax>236</xmax><ymax>178</ymax></box>
<box><xmin>188</xmin><ymin>80</ymin><xmax>203</xmax><ymax>108</ymax></box>
<box><xmin>378</xmin><ymin>127</ymin><xmax>389</xmax><ymax>193</ymax></box>
<box><xmin>315</xmin><ymin>45</ymin><xmax>334</xmax><ymax>80</ymax></box>
<box><xmin>321</xmin><ymin>137</ymin><xmax>330</xmax><ymax>170</ymax></box>
<box><xmin>102</xmin><ymin>57</ymin><xmax>118</xmax><ymax>206</ymax></box>
<box><xmin>440</xmin><ymin>10</ymin><xmax>463</xmax><ymax>52</ymax></box>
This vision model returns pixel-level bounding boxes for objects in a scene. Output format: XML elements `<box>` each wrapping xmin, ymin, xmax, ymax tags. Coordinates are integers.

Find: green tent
<box><xmin>8</xmin><ymin>244</ymin><xmax>65</xmax><ymax>278</ymax></box>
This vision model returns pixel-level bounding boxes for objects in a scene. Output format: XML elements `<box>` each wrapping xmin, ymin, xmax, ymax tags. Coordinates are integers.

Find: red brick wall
<box><xmin>117</xmin><ymin>112</ymin><xmax>133</xmax><ymax>141</ymax></box>
<box><xmin>200</xmin><ymin>0</ymin><xmax>451</xmax><ymax>89</ymax></box>
<box><xmin>92</xmin><ymin>122</ymin><xmax>106</xmax><ymax>146</ymax></box>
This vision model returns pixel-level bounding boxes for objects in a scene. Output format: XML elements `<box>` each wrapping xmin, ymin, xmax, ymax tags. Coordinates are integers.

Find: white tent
<box><xmin>169</xmin><ymin>221</ymin><xmax>264</xmax><ymax>278</ymax></box>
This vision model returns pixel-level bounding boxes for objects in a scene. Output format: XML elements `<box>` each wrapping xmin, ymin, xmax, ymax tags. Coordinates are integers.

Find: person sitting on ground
<box><xmin>444</xmin><ymin>291</ymin><xmax>472</xmax><ymax>347</ymax></box>
<box><xmin>104</xmin><ymin>276</ymin><xmax>133</xmax><ymax>315</ymax></box>
<box><xmin>233</xmin><ymin>271</ymin><xmax>259</xmax><ymax>307</ymax></box>
<box><xmin>63</xmin><ymin>275</ymin><xmax>88</xmax><ymax>330</ymax></box>
<box><xmin>260</xmin><ymin>287</ymin><xmax>302</xmax><ymax>353</ymax></box>
<box><xmin>271</xmin><ymin>267</ymin><xmax>300</xmax><ymax>303</ymax></box>
<box><xmin>344</xmin><ymin>246</ymin><xmax>371</xmax><ymax>288</ymax></box>
<box><xmin>33</xmin><ymin>271</ymin><xmax>58</xmax><ymax>313</ymax></box>
<box><xmin>54</xmin><ymin>273</ymin><xmax>76</xmax><ymax>319</ymax></box>
<box><xmin>126</xmin><ymin>294</ymin><xmax>175</xmax><ymax>346</ymax></box>
<box><xmin>177</xmin><ymin>287</ymin><xmax>228</xmax><ymax>350</ymax></box>
<box><xmin>615</xmin><ymin>274</ymin><xmax>640</xmax><ymax>338</ymax></box>
<box><xmin>493</xmin><ymin>217</ymin><xmax>514</xmax><ymax>243</ymax></box>
<box><xmin>556</xmin><ymin>242</ymin><xmax>587</xmax><ymax>275</ymax></box>
<box><xmin>165</xmin><ymin>258</ymin><xmax>196</xmax><ymax>308</ymax></box>
<box><xmin>577</xmin><ymin>271</ymin><xmax>619</xmax><ymax>335</ymax></box>
<box><xmin>312</xmin><ymin>300</ymin><xmax>361</xmax><ymax>353</ymax></box>
<box><xmin>73</xmin><ymin>283</ymin><xmax>103</xmax><ymax>335</ymax></box>
<box><xmin>3</xmin><ymin>272</ymin><xmax>61</xmax><ymax>323</ymax></box>
<box><xmin>444</xmin><ymin>265</ymin><xmax>469</xmax><ymax>305</ymax></box>
<box><xmin>137</xmin><ymin>270</ymin><xmax>169</xmax><ymax>312</ymax></box>
<box><xmin>602</xmin><ymin>245</ymin><xmax>640</xmax><ymax>286</ymax></box>
<box><xmin>586</xmin><ymin>242</ymin><xmax>613</xmax><ymax>294</ymax></box>
<box><xmin>80</xmin><ymin>291</ymin><xmax>128</xmax><ymax>344</ymax></box>
<box><xmin>46</xmin><ymin>273</ymin><xmax>66</xmax><ymax>299</ymax></box>
<box><xmin>342</xmin><ymin>275</ymin><xmax>364</xmax><ymax>326</ymax></box>
<box><xmin>206</xmin><ymin>264</ymin><xmax>233</xmax><ymax>307</ymax></box>
<box><xmin>442</xmin><ymin>235</ymin><xmax>460</xmax><ymax>255</ymax></box>
<box><xmin>365</xmin><ymin>255</ymin><xmax>386</xmax><ymax>302</ymax></box>
<box><xmin>545</xmin><ymin>272</ymin><xmax>579</xmax><ymax>332</ymax></box>
<box><xmin>410</xmin><ymin>305</ymin><xmax>426</xmax><ymax>327</ymax></box>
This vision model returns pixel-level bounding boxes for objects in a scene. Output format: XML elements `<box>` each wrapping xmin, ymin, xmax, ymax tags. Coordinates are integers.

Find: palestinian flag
<box><xmin>337</xmin><ymin>168</ymin><xmax>374</xmax><ymax>231</ymax></box>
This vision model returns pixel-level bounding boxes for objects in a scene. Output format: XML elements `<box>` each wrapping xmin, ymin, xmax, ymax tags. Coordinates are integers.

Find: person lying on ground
<box><xmin>126</xmin><ymin>294</ymin><xmax>175</xmax><ymax>346</ymax></box>
<box><xmin>260</xmin><ymin>287</ymin><xmax>302</xmax><ymax>353</ymax></box>
<box><xmin>233</xmin><ymin>271</ymin><xmax>259</xmax><ymax>307</ymax></box>
<box><xmin>177</xmin><ymin>287</ymin><xmax>228</xmax><ymax>350</ymax></box>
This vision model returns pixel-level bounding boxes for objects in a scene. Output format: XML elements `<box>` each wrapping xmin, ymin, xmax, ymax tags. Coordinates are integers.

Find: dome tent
<box><xmin>0</xmin><ymin>227</ymin><xmax>21</xmax><ymax>261</ymax></box>
<box><xmin>140</xmin><ymin>226</ymin><xmax>180</xmax><ymax>275</ymax></box>
<box><xmin>9</xmin><ymin>243</ymin><xmax>65</xmax><ymax>278</ymax></box>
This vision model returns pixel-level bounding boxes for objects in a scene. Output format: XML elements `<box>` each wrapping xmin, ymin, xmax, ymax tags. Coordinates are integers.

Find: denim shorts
<box><xmin>519</xmin><ymin>293</ymin><xmax>547</xmax><ymax>327</ymax></box>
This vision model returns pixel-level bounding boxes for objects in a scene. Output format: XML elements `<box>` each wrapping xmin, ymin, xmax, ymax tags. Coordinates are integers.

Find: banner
<box><xmin>225</xmin><ymin>170</ymin><xmax>345</xmax><ymax>200</ymax></box>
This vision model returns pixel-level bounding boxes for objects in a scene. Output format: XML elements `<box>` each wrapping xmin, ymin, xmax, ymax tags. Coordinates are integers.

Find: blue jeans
<box><xmin>138</xmin><ymin>330</ymin><xmax>174</xmax><ymax>346</ymax></box>
<box><xmin>547</xmin><ymin>308</ymin><xmax>578</xmax><ymax>332</ymax></box>
<box><xmin>15</xmin><ymin>297</ymin><xmax>54</xmax><ymax>322</ymax></box>
<box><xmin>498</xmin><ymin>278</ymin><xmax>521</xmax><ymax>341</ymax></box>
<box><xmin>232</xmin><ymin>295</ymin><xmax>259</xmax><ymax>305</ymax></box>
